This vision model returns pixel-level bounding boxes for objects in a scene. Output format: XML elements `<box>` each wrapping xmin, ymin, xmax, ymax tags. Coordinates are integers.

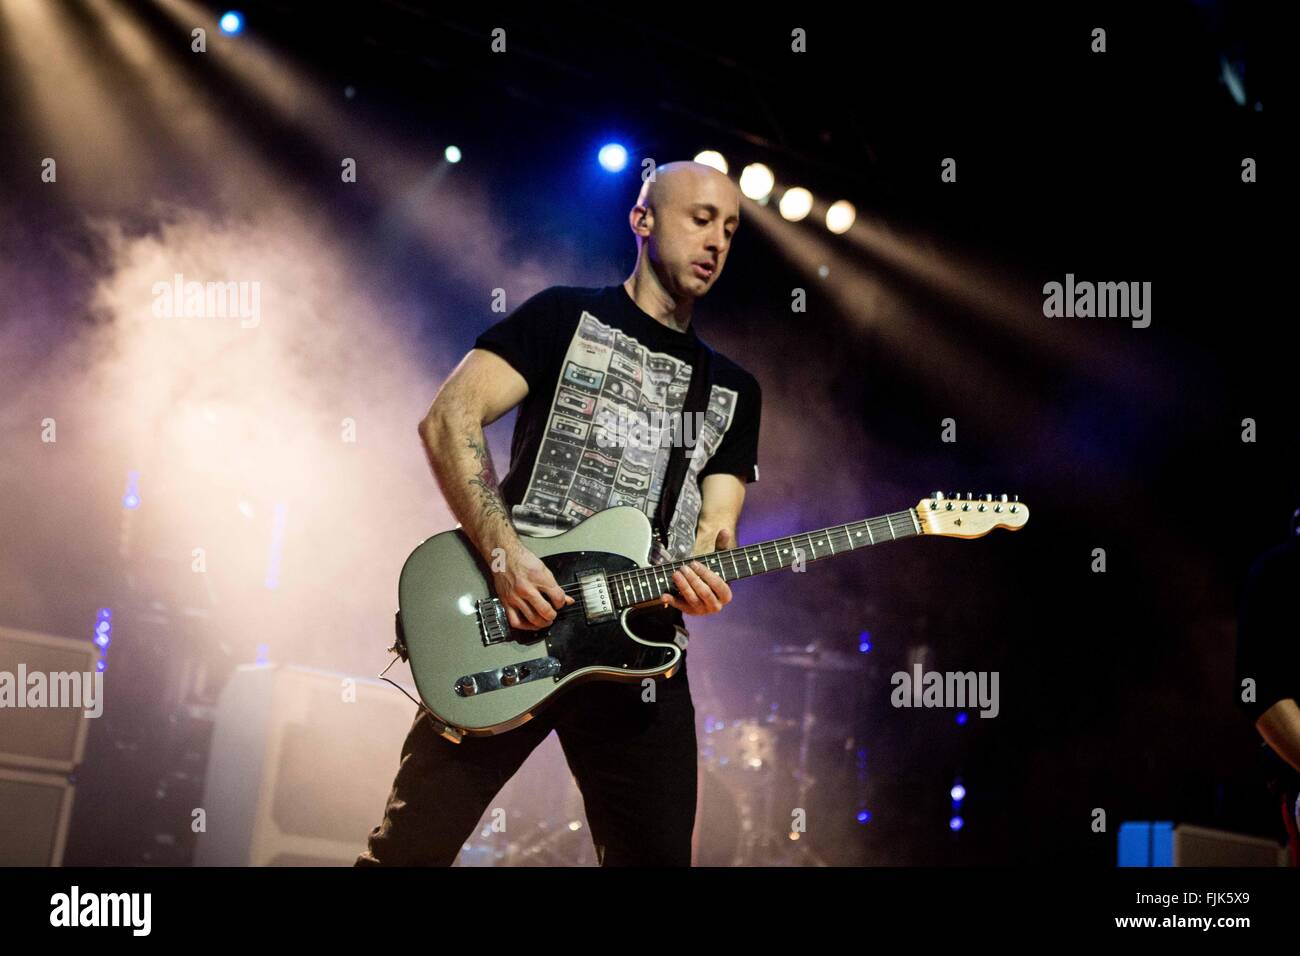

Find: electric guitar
<box><xmin>394</xmin><ymin>492</ymin><xmax>1028</xmax><ymax>742</ymax></box>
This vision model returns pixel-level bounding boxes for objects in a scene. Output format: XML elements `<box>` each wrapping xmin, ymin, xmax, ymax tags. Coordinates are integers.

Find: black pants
<box><xmin>355</xmin><ymin>652</ymin><xmax>697</xmax><ymax>866</ymax></box>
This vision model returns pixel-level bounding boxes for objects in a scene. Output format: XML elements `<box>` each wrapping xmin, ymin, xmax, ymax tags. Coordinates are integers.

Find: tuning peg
<box><xmin>932</xmin><ymin>491</ymin><xmax>945</xmax><ymax>500</ymax></box>
<box><xmin>983</xmin><ymin>493</ymin><xmax>993</xmax><ymax>501</ymax></box>
<box><xmin>1000</xmin><ymin>494</ymin><xmax>1008</xmax><ymax>502</ymax></box>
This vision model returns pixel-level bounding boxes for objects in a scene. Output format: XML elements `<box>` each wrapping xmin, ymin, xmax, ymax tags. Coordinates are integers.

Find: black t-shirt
<box><xmin>473</xmin><ymin>283</ymin><xmax>761</xmax><ymax>635</ymax></box>
<box><xmin>1236</xmin><ymin>540</ymin><xmax>1300</xmax><ymax>726</ymax></box>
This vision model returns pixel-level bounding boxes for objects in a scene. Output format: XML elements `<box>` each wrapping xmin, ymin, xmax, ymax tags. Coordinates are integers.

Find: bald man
<box><xmin>357</xmin><ymin>161</ymin><xmax>762</xmax><ymax>867</ymax></box>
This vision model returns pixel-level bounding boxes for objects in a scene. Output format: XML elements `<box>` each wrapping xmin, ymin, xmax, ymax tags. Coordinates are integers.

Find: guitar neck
<box><xmin>609</xmin><ymin>509</ymin><xmax>922</xmax><ymax>609</ymax></box>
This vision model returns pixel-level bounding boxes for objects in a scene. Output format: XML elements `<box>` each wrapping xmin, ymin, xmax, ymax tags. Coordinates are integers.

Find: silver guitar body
<box><xmin>397</xmin><ymin>506</ymin><xmax>682</xmax><ymax>738</ymax></box>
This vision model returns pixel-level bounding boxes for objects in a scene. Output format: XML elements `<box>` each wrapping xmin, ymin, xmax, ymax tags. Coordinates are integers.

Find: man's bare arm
<box><xmin>1256</xmin><ymin>698</ymin><xmax>1300</xmax><ymax>774</ymax></box>
<box><xmin>417</xmin><ymin>349</ymin><xmax>572</xmax><ymax>629</ymax></box>
<box><xmin>693</xmin><ymin>472</ymin><xmax>747</xmax><ymax>556</ymax></box>
<box><xmin>665</xmin><ymin>472</ymin><xmax>748</xmax><ymax>616</ymax></box>
<box><xmin>418</xmin><ymin>349</ymin><xmax>526</xmax><ymax>556</ymax></box>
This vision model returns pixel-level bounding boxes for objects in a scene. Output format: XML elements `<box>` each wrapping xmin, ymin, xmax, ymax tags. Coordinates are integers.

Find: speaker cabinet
<box><xmin>1173</xmin><ymin>823</ymin><xmax>1288</xmax><ymax>867</ymax></box>
<box><xmin>0</xmin><ymin>625</ymin><xmax>99</xmax><ymax>772</ymax></box>
<box><xmin>0</xmin><ymin>768</ymin><xmax>75</xmax><ymax>865</ymax></box>
<box><xmin>194</xmin><ymin>663</ymin><xmax>417</xmax><ymax>866</ymax></box>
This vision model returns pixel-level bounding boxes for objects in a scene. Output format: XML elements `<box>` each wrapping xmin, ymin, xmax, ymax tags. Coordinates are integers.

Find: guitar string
<box><xmin>541</xmin><ymin>512</ymin><xmax>928</xmax><ymax>596</ymax></box>
<box><xmin>496</xmin><ymin>506</ymin><xmax>1020</xmax><ymax>625</ymax></box>
<box><xmin>541</xmin><ymin>515</ymin><xmax>921</xmax><ymax>599</ymax></box>
<box><xmin>500</xmin><ymin>516</ymin><xmax>930</xmax><ymax>623</ymax></box>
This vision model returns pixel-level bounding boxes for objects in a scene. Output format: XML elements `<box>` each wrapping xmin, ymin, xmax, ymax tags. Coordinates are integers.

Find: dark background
<box><xmin>0</xmin><ymin>1</ymin><xmax>1284</xmax><ymax>865</ymax></box>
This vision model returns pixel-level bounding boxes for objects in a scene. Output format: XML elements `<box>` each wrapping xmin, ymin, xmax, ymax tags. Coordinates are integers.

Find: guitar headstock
<box><xmin>916</xmin><ymin>492</ymin><xmax>1029</xmax><ymax>538</ymax></box>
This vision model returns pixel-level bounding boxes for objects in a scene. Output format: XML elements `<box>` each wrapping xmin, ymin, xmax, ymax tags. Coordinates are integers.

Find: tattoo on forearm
<box><xmin>466</xmin><ymin>433</ymin><xmax>510</xmax><ymax>524</ymax></box>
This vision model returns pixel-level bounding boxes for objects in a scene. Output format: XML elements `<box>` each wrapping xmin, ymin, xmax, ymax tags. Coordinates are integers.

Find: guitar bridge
<box><xmin>477</xmin><ymin>598</ymin><xmax>510</xmax><ymax>645</ymax></box>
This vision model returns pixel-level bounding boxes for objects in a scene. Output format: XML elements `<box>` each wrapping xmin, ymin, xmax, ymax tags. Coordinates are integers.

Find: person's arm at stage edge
<box><xmin>418</xmin><ymin>349</ymin><xmax>573</xmax><ymax>630</ymax></box>
<box><xmin>1256</xmin><ymin>698</ymin><xmax>1300</xmax><ymax>774</ymax></box>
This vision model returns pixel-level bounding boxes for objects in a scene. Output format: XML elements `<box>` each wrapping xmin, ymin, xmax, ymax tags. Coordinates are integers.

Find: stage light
<box><xmin>951</xmin><ymin>784</ymin><xmax>966</xmax><ymax>802</ymax></box>
<box><xmin>739</xmin><ymin>163</ymin><xmax>774</xmax><ymax>201</ymax></box>
<box><xmin>93</xmin><ymin>608</ymin><xmax>112</xmax><ymax>660</ymax></box>
<box><xmin>856</xmin><ymin>810</ymin><xmax>871</xmax><ymax>823</ymax></box>
<box><xmin>949</xmin><ymin>816</ymin><xmax>964</xmax><ymax>831</ymax></box>
<box><xmin>598</xmin><ymin>143</ymin><xmax>628</xmax><ymax>173</ymax></box>
<box><xmin>122</xmin><ymin>470</ymin><xmax>141</xmax><ymax>509</ymax></box>
<box><xmin>218</xmin><ymin>11</ymin><xmax>244</xmax><ymax>35</ymax></box>
<box><xmin>955</xmin><ymin>711</ymin><xmax>969</xmax><ymax>725</ymax></box>
<box><xmin>779</xmin><ymin>187</ymin><xmax>813</xmax><ymax>222</ymax></box>
<box><xmin>827</xmin><ymin>199</ymin><xmax>856</xmax><ymax>234</ymax></box>
<box><xmin>693</xmin><ymin>150</ymin><xmax>728</xmax><ymax>174</ymax></box>
<box><xmin>445</xmin><ymin>145</ymin><xmax>462</xmax><ymax>164</ymax></box>
<box><xmin>858</xmin><ymin>631</ymin><xmax>872</xmax><ymax>652</ymax></box>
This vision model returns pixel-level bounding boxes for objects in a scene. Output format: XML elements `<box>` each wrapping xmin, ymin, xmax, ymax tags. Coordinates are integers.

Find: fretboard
<box><xmin>608</xmin><ymin>509</ymin><xmax>921</xmax><ymax>610</ymax></box>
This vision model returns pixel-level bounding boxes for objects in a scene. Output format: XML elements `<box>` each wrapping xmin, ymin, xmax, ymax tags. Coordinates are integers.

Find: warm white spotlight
<box><xmin>826</xmin><ymin>199</ymin><xmax>856</xmax><ymax>234</ymax></box>
<box><xmin>779</xmin><ymin>187</ymin><xmax>813</xmax><ymax>221</ymax></box>
<box><xmin>739</xmin><ymin>163</ymin><xmax>774</xmax><ymax>201</ymax></box>
<box><xmin>693</xmin><ymin>150</ymin><xmax>728</xmax><ymax>174</ymax></box>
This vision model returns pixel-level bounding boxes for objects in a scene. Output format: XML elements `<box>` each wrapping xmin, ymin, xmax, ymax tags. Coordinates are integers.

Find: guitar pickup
<box><xmin>576</xmin><ymin>571</ymin><xmax>615</xmax><ymax>623</ymax></box>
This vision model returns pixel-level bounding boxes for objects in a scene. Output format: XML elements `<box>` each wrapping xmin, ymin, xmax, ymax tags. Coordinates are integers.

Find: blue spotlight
<box><xmin>949</xmin><ymin>816</ymin><xmax>964</xmax><ymax>831</ymax></box>
<box><xmin>951</xmin><ymin>784</ymin><xmax>966</xmax><ymax>802</ymax></box>
<box><xmin>93</xmin><ymin>608</ymin><xmax>112</xmax><ymax>665</ymax></box>
<box><xmin>955</xmin><ymin>711</ymin><xmax>969</xmax><ymax>726</ymax></box>
<box><xmin>219</xmin><ymin>11</ymin><xmax>244</xmax><ymax>35</ymax></box>
<box><xmin>858</xmin><ymin>630</ymin><xmax>872</xmax><ymax>653</ymax></box>
<box><xmin>598</xmin><ymin>143</ymin><xmax>628</xmax><ymax>173</ymax></box>
<box><xmin>122</xmin><ymin>471</ymin><xmax>141</xmax><ymax>510</ymax></box>
<box><xmin>856</xmin><ymin>810</ymin><xmax>871</xmax><ymax>823</ymax></box>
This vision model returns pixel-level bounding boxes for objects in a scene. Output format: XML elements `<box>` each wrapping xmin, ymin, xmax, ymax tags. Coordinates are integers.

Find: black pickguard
<box><xmin>511</xmin><ymin>550</ymin><xmax>679</xmax><ymax>678</ymax></box>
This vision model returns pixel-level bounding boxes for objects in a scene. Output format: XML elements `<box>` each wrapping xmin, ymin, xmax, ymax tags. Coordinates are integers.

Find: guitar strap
<box><xmin>652</xmin><ymin>338</ymin><xmax>714</xmax><ymax>557</ymax></box>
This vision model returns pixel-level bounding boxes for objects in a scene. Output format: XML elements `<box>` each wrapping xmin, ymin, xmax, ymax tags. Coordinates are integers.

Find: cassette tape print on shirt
<box><xmin>510</xmin><ymin>311</ymin><xmax>740</xmax><ymax>563</ymax></box>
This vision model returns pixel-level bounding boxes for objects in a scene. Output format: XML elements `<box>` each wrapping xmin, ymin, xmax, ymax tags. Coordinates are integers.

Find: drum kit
<box><xmin>693</xmin><ymin>641</ymin><xmax>869</xmax><ymax>867</ymax></box>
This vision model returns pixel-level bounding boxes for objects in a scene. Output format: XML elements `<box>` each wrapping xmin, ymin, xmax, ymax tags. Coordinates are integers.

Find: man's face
<box><xmin>647</xmin><ymin>171</ymin><xmax>740</xmax><ymax>298</ymax></box>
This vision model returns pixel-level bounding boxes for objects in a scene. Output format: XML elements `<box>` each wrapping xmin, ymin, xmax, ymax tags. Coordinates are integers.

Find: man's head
<box><xmin>629</xmin><ymin>160</ymin><xmax>741</xmax><ymax>300</ymax></box>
